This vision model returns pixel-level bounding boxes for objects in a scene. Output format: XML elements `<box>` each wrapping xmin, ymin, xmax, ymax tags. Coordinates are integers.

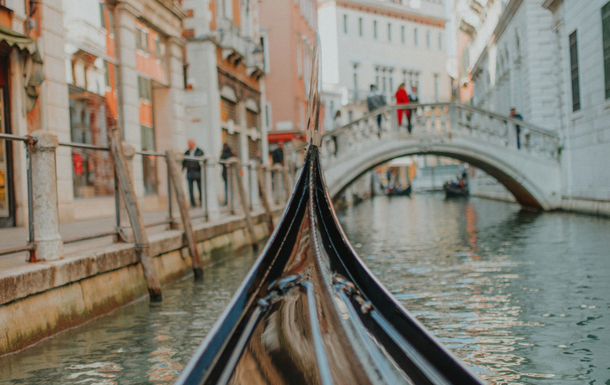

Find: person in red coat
<box><xmin>395</xmin><ymin>83</ymin><xmax>412</xmax><ymax>133</ymax></box>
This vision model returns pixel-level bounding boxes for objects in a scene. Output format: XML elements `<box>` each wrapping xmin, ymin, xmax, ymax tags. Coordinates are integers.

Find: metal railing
<box><xmin>0</xmin><ymin>135</ymin><xmax>292</xmax><ymax>261</ymax></box>
<box><xmin>0</xmin><ymin>133</ymin><xmax>36</xmax><ymax>261</ymax></box>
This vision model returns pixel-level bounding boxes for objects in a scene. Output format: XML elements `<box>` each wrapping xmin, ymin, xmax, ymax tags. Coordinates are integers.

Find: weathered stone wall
<box><xmin>0</xmin><ymin>210</ymin><xmax>281</xmax><ymax>355</ymax></box>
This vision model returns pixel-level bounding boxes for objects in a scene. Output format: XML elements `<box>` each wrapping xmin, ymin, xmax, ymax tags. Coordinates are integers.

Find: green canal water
<box><xmin>1</xmin><ymin>194</ymin><xmax>609</xmax><ymax>384</ymax></box>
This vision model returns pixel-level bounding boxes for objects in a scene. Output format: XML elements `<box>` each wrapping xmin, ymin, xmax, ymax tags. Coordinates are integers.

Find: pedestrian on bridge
<box><xmin>183</xmin><ymin>139</ymin><xmax>204</xmax><ymax>207</ymax></box>
<box><xmin>366</xmin><ymin>84</ymin><xmax>387</xmax><ymax>137</ymax></box>
<box><xmin>395</xmin><ymin>83</ymin><xmax>412</xmax><ymax>133</ymax></box>
<box><xmin>510</xmin><ymin>108</ymin><xmax>523</xmax><ymax>149</ymax></box>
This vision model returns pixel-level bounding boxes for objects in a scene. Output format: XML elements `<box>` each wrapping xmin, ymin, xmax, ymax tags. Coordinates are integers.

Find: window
<box><xmin>426</xmin><ymin>31</ymin><xmax>431</xmax><ymax>48</ymax></box>
<box><xmin>373</xmin><ymin>20</ymin><xmax>378</xmax><ymax>39</ymax></box>
<box><xmin>296</xmin><ymin>36</ymin><xmax>302</xmax><ymax>77</ymax></box>
<box><xmin>434</xmin><ymin>74</ymin><xmax>439</xmax><ymax>102</ymax></box>
<box><xmin>222</xmin><ymin>0</ymin><xmax>233</xmax><ymax>19</ymax></box>
<box><xmin>107</xmin><ymin>7</ymin><xmax>114</xmax><ymax>31</ymax></box>
<box><xmin>138</xmin><ymin>76</ymin><xmax>151</xmax><ymax>101</ymax></box>
<box><xmin>104</xmin><ymin>61</ymin><xmax>110</xmax><ymax>87</ymax></box>
<box><xmin>569</xmin><ymin>31</ymin><xmax>580</xmax><ymax>111</ymax></box>
<box><xmin>603</xmin><ymin>1</ymin><xmax>610</xmax><ymax>99</ymax></box>
<box><xmin>388</xmin><ymin>23</ymin><xmax>392</xmax><ymax>42</ymax></box>
<box><xmin>353</xmin><ymin>69</ymin><xmax>358</xmax><ymax>100</ymax></box>
<box><xmin>401</xmin><ymin>26</ymin><xmax>405</xmax><ymax>44</ymax></box>
<box><xmin>0</xmin><ymin>0</ymin><xmax>13</xmax><ymax>10</ymax></box>
<box><xmin>136</xmin><ymin>27</ymin><xmax>149</xmax><ymax>52</ymax></box>
<box><xmin>439</xmin><ymin>34</ymin><xmax>443</xmax><ymax>50</ymax></box>
<box><xmin>375</xmin><ymin>67</ymin><xmax>380</xmax><ymax>88</ymax></box>
<box><xmin>99</xmin><ymin>2</ymin><xmax>106</xmax><ymax>29</ymax></box>
<box><xmin>343</xmin><ymin>14</ymin><xmax>348</xmax><ymax>34</ymax></box>
<box><xmin>414</xmin><ymin>28</ymin><xmax>418</xmax><ymax>46</ymax></box>
<box><xmin>154</xmin><ymin>37</ymin><xmax>165</xmax><ymax>58</ymax></box>
<box><xmin>359</xmin><ymin>17</ymin><xmax>363</xmax><ymax>36</ymax></box>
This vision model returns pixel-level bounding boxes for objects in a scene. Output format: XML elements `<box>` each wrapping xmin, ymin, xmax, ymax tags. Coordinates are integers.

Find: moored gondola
<box><xmin>175</xmin><ymin>36</ymin><xmax>483</xmax><ymax>385</ymax></box>
<box><xmin>387</xmin><ymin>185</ymin><xmax>412</xmax><ymax>197</ymax></box>
<box><xmin>444</xmin><ymin>183</ymin><xmax>469</xmax><ymax>198</ymax></box>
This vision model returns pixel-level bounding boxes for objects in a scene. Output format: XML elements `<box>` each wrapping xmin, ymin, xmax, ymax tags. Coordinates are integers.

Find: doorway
<box><xmin>0</xmin><ymin>53</ymin><xmax>15</xmax><ymax>227</ymax></box>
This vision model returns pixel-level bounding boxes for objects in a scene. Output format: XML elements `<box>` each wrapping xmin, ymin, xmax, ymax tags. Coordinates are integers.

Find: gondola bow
<box><xmin>175</xmin><ymin>35</ymin><xmax>484</xmax><ymax>385</ymax></box>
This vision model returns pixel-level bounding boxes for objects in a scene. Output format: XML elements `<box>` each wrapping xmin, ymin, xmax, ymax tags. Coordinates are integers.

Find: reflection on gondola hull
<box><xmin>175</xmin><ymin>146</ymin><xmax>483</xmax><ymax>385</ymax></box>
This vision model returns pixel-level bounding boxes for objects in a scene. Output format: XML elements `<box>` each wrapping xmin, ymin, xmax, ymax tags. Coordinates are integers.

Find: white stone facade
<box><xmin>544</xmin><ymin>0</ymin><xmax>610</xmax><ymax>214</ymax></box>
<box><xmin>465</xmin><ymin>0</ymin><xmax>610</xmax><ymax>215</ymax></box>
<box><xmin>319</xmin><ymin>0</ymin><xmax>451</xmax><ymax>122</ymax></box>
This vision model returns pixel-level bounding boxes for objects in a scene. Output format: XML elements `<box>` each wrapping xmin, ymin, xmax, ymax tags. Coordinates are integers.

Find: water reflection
<box><xmin>0</xmin><ymin>246</ymin><xmax>260</xmax><ymax>384</ymax></box>
<box><xmin>340</xmin><ymin>194</ymin><xmax>610</xmax><ymax>384</ymax></box>
<box><xmin>1</xmin><ymin>195</ymin><xmax>609</xmax><ymax>385</ymax></box>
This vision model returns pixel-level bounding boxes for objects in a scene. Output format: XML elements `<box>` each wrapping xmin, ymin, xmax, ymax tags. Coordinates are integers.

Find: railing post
<box><xmin>389</xmin><ymin>106</ymin><xmax>398</xmax><ymax>135</ymax></box>
<box><xmin>30</xmin><ymin>131</ymin><xmax>64</xmax><ymax>261</ymax></box>
<box><xmin>205</xmin><ymin>159</ymin><xmax>221</xmax><ymax>220</ymax></box>
<box><xmin>448</xmin><ymin>104</ymin><xmax>458</xmax><ymax>133</ymax></box>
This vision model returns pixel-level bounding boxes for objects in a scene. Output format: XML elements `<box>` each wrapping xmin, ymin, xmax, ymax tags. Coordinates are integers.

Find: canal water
<box><xmin>1</xmin><ymin>194</ymin><xmax>609</xmax><ymax>384</ymax></box>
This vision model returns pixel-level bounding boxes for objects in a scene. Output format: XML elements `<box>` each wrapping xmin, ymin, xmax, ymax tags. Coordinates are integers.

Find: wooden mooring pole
<box><xmin>257</xmin><ymin>164</ymin><xmax>274</xmax><ymax>234</ymax></box>
<box><xmin>108</xmin><ymin>127</ymin><xmax>162</xmax><ymax>302</ymax></box>
<box><xmin>165</xmin><ymin>150</ymin><xmax>204</xmax><ymax>280</ymax></box>
<box><xmin>230</xmin><ymin>158</ymin><xmax>257</xmax><ymax>249</ymax></box>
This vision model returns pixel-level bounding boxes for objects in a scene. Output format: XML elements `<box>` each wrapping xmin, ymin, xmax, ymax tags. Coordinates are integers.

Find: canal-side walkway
<box><xmin>0</xmin><ymin>204</ymin><xmax>285</xmax><ymax>356</ymax></box>
<box><xmin>0</xmin><ymin>206</ymin><xmax>247</xmax><ymax>269</ymax></box>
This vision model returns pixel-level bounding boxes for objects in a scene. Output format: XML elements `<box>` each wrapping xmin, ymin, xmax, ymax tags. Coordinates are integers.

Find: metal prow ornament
<box><xmin>307</xmin><ymin>33</ymin><xmax>323</xmax><ymax>147</ymax></box>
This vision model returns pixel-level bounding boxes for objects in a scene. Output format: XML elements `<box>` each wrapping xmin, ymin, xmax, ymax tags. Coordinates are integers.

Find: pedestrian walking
<box><xmin>408</xmin><ymin>86</ymin><xmax>418</xmax><ymax>126</ymax></box>
<box><xmin>366</xmin><ymin>84</ymin><xmax>387</xmax><ymax>137</ymax></box>
<box><xmin>183</xmin><ymin>139</ymin><xmax>204</xmax><ymax>207</ymax></box>
<box><xmin>271</xmin><ymin>141</ymin><xmax>284</xmax><ymax>165</ymax></box>
<box><xmin>395</xmin><ymin>83</ymin><xmax>412</xmax><ymax>133</ymax></box>
<box><xmin>220</xmin><ymin>142</ymin><xmax>235</xmax><ymax>205</ymax></box>
<box><xmin>509</xmin><ymin>108</ymin><xmax>523</xmax><ymax>149</ymax></box>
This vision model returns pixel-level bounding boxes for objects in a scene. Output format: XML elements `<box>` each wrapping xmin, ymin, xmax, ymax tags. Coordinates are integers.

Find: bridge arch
<box><xmin>322</xmin><ymin>139</ymin><xmax>561</xmax><ymax>210</ymax></box>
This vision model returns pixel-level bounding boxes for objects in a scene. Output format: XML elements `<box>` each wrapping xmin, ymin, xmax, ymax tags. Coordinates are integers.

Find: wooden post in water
<box><xmin>257</xmin><ymin>163</ymin><xmax>274</xmax><ymax>234</ymax></box>
<box><xmin>165</xmin><ymin>150</ymin><xmax>204</xmax><ymax>280</ymax></box>
<box><xmin>230</xmin><ymin>158</ymin><xmax>257</xmax><ymax>248</ymax></box>
<box><xmin>108</xmin><ymin>127</ymin><xmax>162</xmax><ymax>302</ymax></box>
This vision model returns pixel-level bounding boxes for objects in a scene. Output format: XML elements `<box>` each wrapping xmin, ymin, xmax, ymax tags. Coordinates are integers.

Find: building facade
<box><xmin>465</xmin><ymin>0</ymin><xmax>610</xmax><ymax>214</ymax></box>
<box><xmin>319</xmin><ymin>0</ymin><xmax>450</xmax><ymax>124</ymax></box>
<box><xmin>543</xmin><ymin>0</ymin><xmax>610</xmax><ymax>213</ymax></box>
<box><xmin>259</xmin><ymin>0</ymin><xmax>318</xmax><ymax>143</ymax></box>
<box><xmin>182</xmin><ymin>0</ymin><xmax>265</xmax><ymax>167</ymax></box>
<box><xmin>61</xmin><ymin>0</ymin><xmax>187</xmax><ymax>221</ymax></box>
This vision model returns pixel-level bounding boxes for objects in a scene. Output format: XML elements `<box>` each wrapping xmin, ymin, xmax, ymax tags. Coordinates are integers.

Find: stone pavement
<box><xmin>0</xmin><ymin>205</ymin><xmax>254</xmax><ymax>269</ymax></box>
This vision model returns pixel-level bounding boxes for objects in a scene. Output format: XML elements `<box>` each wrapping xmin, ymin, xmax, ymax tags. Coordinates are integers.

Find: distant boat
<box><xmin>444</xmin><ymin>183</ymin><xmax>469</xmax><ymax>198</ymax></box>
<box><xmin>175</xmin><ymin>34</ymin><xmax>483</xmax><ymax>385</ymax></box>
<box><xmin>387</xmin><ymin>185</ymin><xmax>412</xmax><ymax>197</ymax></box>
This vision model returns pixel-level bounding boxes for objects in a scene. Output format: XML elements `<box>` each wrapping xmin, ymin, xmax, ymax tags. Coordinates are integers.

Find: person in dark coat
<box><xmin>366</xmin><ymin>84</ymin><xmax>387</xmax><ymax>137</ymax></box>
<box><xmin>271</xmin><ymin>141</ymin><xmax>284</xmax><ymax>164</ymax></box>
<box><xmin>220</xmin><ymin>142</ymin><xmax>235</xmax><ymax>205</ymax></box>
<box><xmin>510</xmin><ymin>108</ymin><xmax>524</xmax><ymax>149</ymax></box>
<box><xmin>183</xmin><ymin>139</ymin><xmax>204</xmax><ymax>207</ymax></box>
<box><xmin>395</xmin><ymin>83</ymin><xmax>412</xmax><ymax>133</ymax></box>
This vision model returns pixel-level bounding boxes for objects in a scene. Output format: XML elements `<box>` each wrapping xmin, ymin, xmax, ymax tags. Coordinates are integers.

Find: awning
<box><xmin>268</xmin><ymin>130</ymin><xmax>306</xmax><ymax>143</ymax></box>
<box><xmin>0</xmin><ymin>25</ymin><xmax>37</xmax><ymax>55</ymax></box>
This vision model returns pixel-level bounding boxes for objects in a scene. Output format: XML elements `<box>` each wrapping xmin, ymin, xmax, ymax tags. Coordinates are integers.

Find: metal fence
<box><xmin>0</xmin><ymin>135</ymin><xmax>291</xmax><ymax>262</ymax></box>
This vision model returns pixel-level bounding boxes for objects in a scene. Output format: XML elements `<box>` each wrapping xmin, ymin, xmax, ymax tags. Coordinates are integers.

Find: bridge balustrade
<box><xmin>288</xmin><ymin>102</ymin><xmax>560</xmax><ymax>167</ymax></box>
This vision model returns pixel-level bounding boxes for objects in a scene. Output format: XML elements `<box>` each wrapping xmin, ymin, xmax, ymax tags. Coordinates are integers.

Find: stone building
<box><xmin>259</xmin><ymin>0</ymin><xmax>318</xmax><ymax>144</ymax></box>
<box><xmin>462</xmin><ymin>0</ymin><xmax>610</xmax><ymax>214</ymax></box>
<box><xmin>182</xmin><ymin>0</ymin><xmax>266</xmax><ymax>170</ymax></box>
<box><xmin>318</xmin><ymin>0</ymin><xmax>450</xmax><ymax>123</ymax></box>
<box><xmin>0</xmin><ymin>0</ymin><xmax>187</xmax><ymax>227</ymax></box>
<box><xmin>542</xmin><ymin>0</ymin><xmax>610</xmax><ymax>214</ymax></box>
<box><xmin>1</xmin><ymin>0</ymin><xmax>64</xmax><ymax>228</ymax></box>
<box><xmin>60</xmin><ymin>0</ymin><xmax>187</xmax><ymax>221</ymax></box>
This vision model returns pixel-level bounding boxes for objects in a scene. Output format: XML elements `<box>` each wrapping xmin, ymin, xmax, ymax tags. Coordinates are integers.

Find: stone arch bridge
<box><xmin>287</xmin><ymin>103</ymin><xmax>562</xmax><ymax>210</ymax></box>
